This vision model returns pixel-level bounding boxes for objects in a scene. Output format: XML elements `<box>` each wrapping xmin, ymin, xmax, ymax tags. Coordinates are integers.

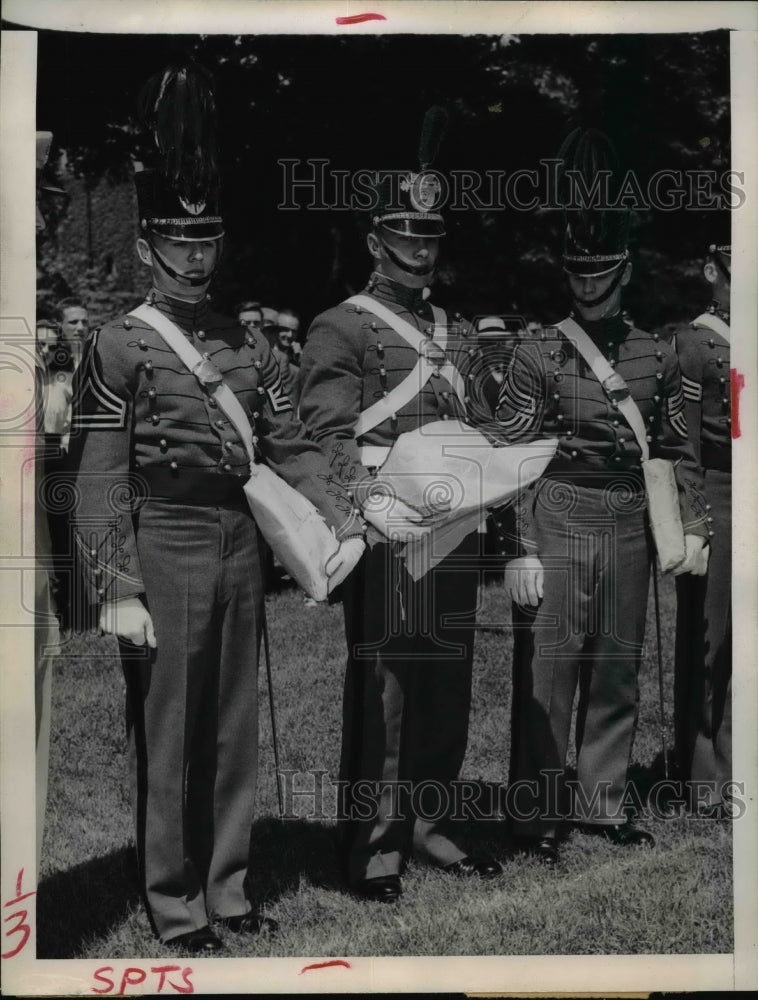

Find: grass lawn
<box><xmin>38</xmin><ymin>571</ymin><xmax>733</xmax><ymax>959</ymax></box>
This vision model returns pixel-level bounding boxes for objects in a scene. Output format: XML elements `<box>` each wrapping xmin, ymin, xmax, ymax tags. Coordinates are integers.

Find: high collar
<box><xmin>145</xmin><ymin>288</ymin><xmax>211</xmax><ymax>332</ymax></box>
<box><xmin>570</xmin><ymin>310</ymin><xmax>629</xmax><ymax>345</ymax></box>
<box><xmin>708</xmin><ymin>301</ymin><xmax>730</xmax><ymax>325</ymax></box>
<box><xmin>365</xmin><ymin>271</ymin><xmax>428</xmax><ymax>312</ymax></box>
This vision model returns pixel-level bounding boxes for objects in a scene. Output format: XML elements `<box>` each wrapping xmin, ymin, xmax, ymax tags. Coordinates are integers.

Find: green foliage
<box><xmin>36</xmin><ymin>31</ymin><xmax>730</xmax><ymax>329</ymax></box>
<box><xmin>37</xmin><ymin>171</ymin><xmax>143</xmax><ymax>327</ymax></box>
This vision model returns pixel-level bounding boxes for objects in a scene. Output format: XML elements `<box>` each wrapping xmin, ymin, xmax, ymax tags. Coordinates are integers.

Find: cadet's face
<box><xmin>568</xmin><ymin>263</ymin><xmax>630</xmax><ymax>321</ymax></box>
<box><xmin>60</xmin><ymin>307</ymin><xmax>89</xmax><ymax>343</ymax></box>
<box><xmin>156</xmin><ymin>236</ymin><xmax>218</xmax><ymax>276</ymax></box>
<box><xmin>372</xmin><ymin>230</ymin><xmax>440</xmax><ymax>288</ymax></box>
<box><xmin>144</xmin><ymin>235</ymin><xmax>219</xmax><ymax>299</ymax></box>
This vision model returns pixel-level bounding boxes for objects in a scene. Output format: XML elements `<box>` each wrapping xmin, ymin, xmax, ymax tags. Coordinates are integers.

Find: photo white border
<box><xmin>1</xmin><ymin>2</ymin><xmax>756</xmax><ymax>995</ymax></box>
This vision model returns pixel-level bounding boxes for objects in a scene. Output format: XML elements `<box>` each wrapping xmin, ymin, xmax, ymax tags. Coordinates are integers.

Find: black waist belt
<box><xmin>700</xmin><ymin>442</ymin><xmax>731</xmax><ymax>473</ymax></box>
<box><xmin>138</xmin><ymin>468</ymin><xmax>247</xmax><ymax>507</ymax></box>
<box><xmin>543</xmin><ymin>470</ymin><xmax>645</xmax><ymax>493</ymax></box>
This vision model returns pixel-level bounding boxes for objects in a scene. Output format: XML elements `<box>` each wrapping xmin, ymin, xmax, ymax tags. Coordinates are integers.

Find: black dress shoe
<box><xmin>352</xmin><ymin>874</ymin><xmax>402</xmax><ymax>903</ymax></box>
<box><xmin>512</xmin><ymin>834</ymin><xmax>559</xmax><ymax>865</ymax></box>
<box><xmin>216</xmin><ymin>911</ymin><xmax>279</xmax><ymax>935</ymax></box>
<box><xmin>166</xmin><ymin>926</ymin><xmax>224</xmax><ymax>955</ymax></box>
<box><xmin>575</xmin><ymin>822</ymin><xmax>655</xmax><ymax>847</ymax></box>
<box><xmin>443</xmin><ymin>855</ymin><xmax>503</xmax><ymax>880</ymax></box>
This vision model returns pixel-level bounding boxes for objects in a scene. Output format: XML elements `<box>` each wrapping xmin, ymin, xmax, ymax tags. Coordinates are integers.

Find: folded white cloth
<box><xmin>373</xmin><ymin>420</ymin><xmax>558</xmax><ymax>579</ymax></box>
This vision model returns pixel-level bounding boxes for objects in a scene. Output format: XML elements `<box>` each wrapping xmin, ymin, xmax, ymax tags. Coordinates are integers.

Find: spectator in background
<box><xmin>275</xmin><ymin>310</ymin><xmax>301</xmax><ymax>407</ymax></box>
<box><xmin>36</xmin><ymin>312</ymin><xmax>78</xmax><ymax>631</ymax></box>
<box><xmin>55</xmin><ymin>296</ymin><xmax>89</xmax><ymax>371</ymax></box>
<box><xmin>260</xmin><ymin>306</ymin><xmax>280</xmax><ymax>347</ymax></box>
<box><xmin>236</xmin><ymin>300</ymin><xmax>263</xmax><ymax>332</ymax></box>
<box><xmin>36</xmin><ymin>314</ymin><xmax>74</xmax><ymax>450</ymax></box>
<box><xmin>526</xmin><ymin>320</ymin><xmax>543</xmax><ymax>338</ymax></box>
<box><xmin>36</xmin><ymin>314</ymin><xmax>60</xmax><ymax>356</ymax></box>
<box><xmin>277</xmin><ymin>308</ymin><xmax>302</xmax><ymax>365</ymax></box>
<box><xmin>255</xmin><ymin>306</ymin><xmax>300</xmax><ymax>406</ymax></box>
<box><xmin>249</xmin><ymin>304</ymin><xmax>298</xmax><ymax>589</ymax></box>
<box><xmin>45</xmin><ymin>298</ymin><xmax>89</xmax><ymax>630</ymax></box>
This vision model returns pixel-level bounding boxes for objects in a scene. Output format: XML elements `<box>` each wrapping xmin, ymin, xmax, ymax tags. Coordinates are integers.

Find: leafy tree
<box><xmin>30</xmin><ymin>28</ymin><xmax>730</xmax><ymax>329</ymax></box>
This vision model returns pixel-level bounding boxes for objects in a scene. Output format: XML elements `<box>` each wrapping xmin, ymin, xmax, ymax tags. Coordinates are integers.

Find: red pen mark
<box><xmin>92</xmin><ymin>965</ymin><xmax>194</xmax><ymax>994</ymax></box>
<box><xmin>336</xmin><ymin>13</ymin><xmax>387</xmax><ymax>25</ymax></box>
<box><xmin>300</xmin><ymin>959</ymin><xmax>352</xmax><ymax>974</ymax></box>
<box><xmin>2</xmin><ymin>869</ymin><xmax>35</xmax><ymax>960</ymax></box>
<box><xmin>731</xmin><ymin>368</ymin><xmax>744</xmax><ymax>439</ymax></box>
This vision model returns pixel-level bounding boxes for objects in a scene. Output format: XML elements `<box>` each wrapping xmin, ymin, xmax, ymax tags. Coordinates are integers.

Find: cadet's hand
<box><xmin>672</xmin><ymin>534</ymin><xmax>709</xmax><ymax>577</ymax></box>
<box><xmin>326</xmin><ymin>536</ymin><xmax>366</xmax><ymax>592</ymax></box>
<box><xmin>99</xmin><ymin>596</ymin><xmax>157</xmax><ymax>648</ymax></box>
<box><xmin>504</xmin><ymin>555</ymin><xmax>544</xmax><ymax>607</ymax></box>
<box><xmin>361</xmin><ymin>484</ymin><xmax>433</xmax><ymax>543</ymax></box>
<box><xmin>692</xmin><ymin>540</ymin><xmax>710</xmax><ymax>576</ymax></box>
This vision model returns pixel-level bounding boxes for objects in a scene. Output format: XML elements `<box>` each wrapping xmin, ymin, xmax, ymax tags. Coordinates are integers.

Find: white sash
<box><xmin>128</xmin><ymin>303</ymin><xmax>341</xmax><ymax>601</ymax></box>
<box><xmin>129</xmin><ymin>304</ymin><xmax>256</xmax><ymax>467</ymax></box>
<box><xmin>556</xmin><ymin>317</ymin><xmax>650</xmax><ymax>461</ymax></box>
<box><xmin>556</xmin><ymin>317</ymin><xmax>686</xmax><ymax>571</ymax></box>
<box><xmin>347</xmin><ymin>295</ymin><xmax>466</xmax><ymax>438</ymax></box>
<box><xmin>692</xmin><ymin>311</ymin><xmax>731</xmax><ymax>344</ymax></box>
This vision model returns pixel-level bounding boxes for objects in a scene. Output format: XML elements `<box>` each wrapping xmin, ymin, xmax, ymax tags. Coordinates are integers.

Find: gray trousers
<box><xmin>339</xmin><ymin>534</ymin><xmax>479</xmax><ymax>883</ymax></box>
<box><xmin>675</xmin><ymin>468</ymin><xmax>732</xmax><ymax>805</ymax></box>
<box><xmin>509</xmin><ymin>480</ymin><xmax>651</xmax><ymax>837</ymax></box>
<box><xmin>120</xmin><ymin>499</ymin><xmax>263</xmax><ymax>941</ymax></box>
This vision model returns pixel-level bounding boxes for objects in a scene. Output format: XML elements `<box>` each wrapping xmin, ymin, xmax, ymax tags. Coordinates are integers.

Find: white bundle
<box><xmin>373</xmin><ymin>420</ymin><xmax>558</xmax><ymax>579</ymax></box>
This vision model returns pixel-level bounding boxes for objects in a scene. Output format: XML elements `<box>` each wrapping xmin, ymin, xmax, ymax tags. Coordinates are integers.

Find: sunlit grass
<box><xmin>38</xmin><ymin>574</ymin><xmax>733</xmax><ymax>958</ymax></box>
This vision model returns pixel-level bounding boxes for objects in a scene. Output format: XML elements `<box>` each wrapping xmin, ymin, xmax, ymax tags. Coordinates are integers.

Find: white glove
<box><xmin>672</xmin><ymin>534</ymin><xmax>709</xmax><ymax>577</ymax></box>
<box><xmin>325</xmin><ymin>536</ymin><xmax>366</xmax><ymax>592</ymax></box>
<box><xmin>99</xmin><ymin>596</ymin><xmax>157</xmax><ymax>648</ymax></box>
<box><xmin>361</xmin><ymin>483</ymin><xmax>434</xmax><ymax>543</ymax></box>
<box><xmin>504</xmin><ymin>555</ymin><xmax>544</xmax><ymax>607</ymax></box>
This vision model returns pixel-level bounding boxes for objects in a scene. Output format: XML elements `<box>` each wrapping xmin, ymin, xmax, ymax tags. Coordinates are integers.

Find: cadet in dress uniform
<box><xmin>298</xmin><ymin>109</ymin><xmax>502</xmax><ymax>903</ymax></box>
<box><xmin>673</xmin><ymin>229</ymin><xmax>732</xmax><ymax>815</ymax></box>
<box><xmin>496</xmin><ymin>129</ymin><xmax>709</xmax><ymax>864</ymax></box>
<box><xmin>68</xmin><ymin>66</ymin><xmax>365</xmax><ymax>953</ymax></box>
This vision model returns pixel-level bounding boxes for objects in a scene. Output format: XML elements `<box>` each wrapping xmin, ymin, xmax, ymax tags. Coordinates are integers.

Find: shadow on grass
<box><xmin>245</xmin><ymin>806</ymin><xmax>518</xmax><ymax>904</ymax></box>
<box><xmin>626</xmin><ymin>750</ymin><xmax>683</xmax><ymax>813</ymax></box>
<box><xmin>37</xmin><ymin>820</ymin><xmax>343</xmax><ymax>957</ymax></box>
<box><xmin>245</xmin><ymin>816</ymin><xmax>345</xmax><ymax>906</ymax></box>
<box><xmin>37</xmin><ymin>803</ymin><xmax>533</xmax><ymax>958</ymax></box>
<box><xmin>37</xmin><ymin>846</ymin><xmax>140</xmax><ymax>959</ymax></box>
